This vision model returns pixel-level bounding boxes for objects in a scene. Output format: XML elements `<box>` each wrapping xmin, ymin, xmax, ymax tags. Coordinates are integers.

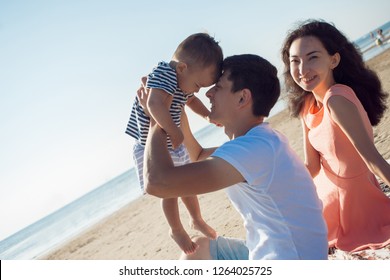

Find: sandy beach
<box><xmin>42</xmin><ymin>48</ymin><xmax>390</xmax><ymax>260</ymax></box>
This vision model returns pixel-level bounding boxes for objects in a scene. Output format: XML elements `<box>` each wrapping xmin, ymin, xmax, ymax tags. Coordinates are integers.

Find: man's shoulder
<box><xmin>217</xmin><ymin>129</ymin><xmax>274</xmax><ymax>156</ymax></box>
<box><xmin>246</xmin><ymin>123</ymin><xmax>283</xmax><ymax>143</ymax></box>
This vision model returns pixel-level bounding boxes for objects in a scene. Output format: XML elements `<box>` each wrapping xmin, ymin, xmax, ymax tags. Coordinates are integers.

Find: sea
<box><xmin>1</xmin><ymin>21</ymin><xmax>389</xmax><ymax>260</ymax></box>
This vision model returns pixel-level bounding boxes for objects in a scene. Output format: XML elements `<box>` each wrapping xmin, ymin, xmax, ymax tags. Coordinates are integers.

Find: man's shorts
<box><xmin>133</xmin><ymin>142</ymin><xmax>190</xmax><ymax>193</ymax></box>
<box><xmin>210</xmin><ymin>236</ymin><xmax>249</xmax><ymax>260</ymax></box>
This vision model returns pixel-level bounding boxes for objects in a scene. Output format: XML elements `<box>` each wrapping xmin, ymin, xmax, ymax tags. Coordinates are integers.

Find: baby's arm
<box><xmin>147</xmin><ymin>89</ymin><xmax>184</xmax><ymax>148</ymax></box>
<box><xmin>186</xmin><ymin>95</ymin><xmax>210</xmax><ymax>121</ymax></box>
<box><xmin>187</xmin><ymin>95</ymin><xmax>222</xmax><ymax>126</ymax></box>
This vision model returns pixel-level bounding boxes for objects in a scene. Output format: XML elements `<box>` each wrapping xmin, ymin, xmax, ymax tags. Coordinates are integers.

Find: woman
<box><xmin>281</xmin><ymin>19</ymin><xmax>390</xmax><ymax>252</ymax></box>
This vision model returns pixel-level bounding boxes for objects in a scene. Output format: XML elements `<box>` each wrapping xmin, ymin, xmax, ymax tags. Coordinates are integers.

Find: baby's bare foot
<box><xmin>170</xmin><ymin>229</ymin><xmax>198</xmax><ymax>255</ymax></box>
<box><xmin>190</xmin><ymin>219</ymin><xmax>217</xmax><ymax>240</ymax></box>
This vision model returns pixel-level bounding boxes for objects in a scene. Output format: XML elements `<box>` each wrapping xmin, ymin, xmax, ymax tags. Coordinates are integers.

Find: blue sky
<box><xmin>0</xmin><ymin>0</ymin><xmax>389</xmax><ymax>241</ymax></box>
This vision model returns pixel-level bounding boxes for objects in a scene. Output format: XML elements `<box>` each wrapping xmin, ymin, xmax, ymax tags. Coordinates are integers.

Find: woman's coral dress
<box><xmin>302</xmin><ymin>84</ymin><xmax>390</xmax><ymax>252</ymax></box>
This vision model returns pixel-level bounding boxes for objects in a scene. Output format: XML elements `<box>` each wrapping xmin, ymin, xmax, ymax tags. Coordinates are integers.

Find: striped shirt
<box><xmin>125</xmin><ymin>61</ymin><xmax>193</xmax><ymax>148</ymax></box>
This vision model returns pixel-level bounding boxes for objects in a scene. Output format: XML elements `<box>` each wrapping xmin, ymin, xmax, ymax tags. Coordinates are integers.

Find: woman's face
<box><xmin>288</xmin><ymin>36</ymin><xmax>340</xmax><ymax>96</ymax></box>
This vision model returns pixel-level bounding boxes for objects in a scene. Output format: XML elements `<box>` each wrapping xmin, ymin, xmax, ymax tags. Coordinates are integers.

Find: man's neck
<box><xmin>224</xmin><ymin>117</ymin><xmax>264</xmax><ymax>140</ymax></box>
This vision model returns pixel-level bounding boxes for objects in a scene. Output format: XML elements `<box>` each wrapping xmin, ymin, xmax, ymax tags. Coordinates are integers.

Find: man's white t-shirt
<box><xmin>212</xmin><ymin>123</ymin><xmax>328</xmax><ymax>260</ymax></box>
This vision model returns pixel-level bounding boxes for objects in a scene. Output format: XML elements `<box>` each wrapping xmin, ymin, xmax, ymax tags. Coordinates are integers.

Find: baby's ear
<box><xmin>176</xmin><ymin>62</ymin><xmax>188</xmax><ymax>74</ymax></box>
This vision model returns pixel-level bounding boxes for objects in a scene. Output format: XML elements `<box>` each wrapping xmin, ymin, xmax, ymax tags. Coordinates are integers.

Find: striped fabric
<box><xmin>125</xmin><ymin>61</ymin><xmax>193</xmax><ymax>148</ymax></box>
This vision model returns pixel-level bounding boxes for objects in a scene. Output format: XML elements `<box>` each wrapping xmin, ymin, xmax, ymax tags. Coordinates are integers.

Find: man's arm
<box><xmin>143</xmin><ymin>120</ymin><xmax>244</xmax><ymax>198</ymax></box>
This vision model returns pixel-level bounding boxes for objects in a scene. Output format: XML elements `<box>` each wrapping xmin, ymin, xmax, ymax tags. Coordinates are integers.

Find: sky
<box><xmin>0</xmin><ymin>0</ymin><xmax>389</xmax><ymax>241</ymax></box>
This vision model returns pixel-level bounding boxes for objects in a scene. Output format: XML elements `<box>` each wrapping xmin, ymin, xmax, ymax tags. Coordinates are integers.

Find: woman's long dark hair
<box><xmin>281</xmin><ymin>19</ymin><xmax>388</xmax><ymax>125</ymax></box>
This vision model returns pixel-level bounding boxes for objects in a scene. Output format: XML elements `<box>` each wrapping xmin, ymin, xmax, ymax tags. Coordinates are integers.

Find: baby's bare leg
<box><xmin>181</xmin><ymin>196</ymin><xmax>217</xmax><ymax>239</ymax></box>
<box><xmin>162</xmin><ymin>198</ymin><xmax>198</xmax><ymax>255</ymax></box>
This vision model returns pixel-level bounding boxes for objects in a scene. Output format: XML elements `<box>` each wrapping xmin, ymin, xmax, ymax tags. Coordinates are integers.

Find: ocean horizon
<box><xmin>1</xmin><ymin>21</ymin><xmax>389</xmax><ymax>260</ymax></box>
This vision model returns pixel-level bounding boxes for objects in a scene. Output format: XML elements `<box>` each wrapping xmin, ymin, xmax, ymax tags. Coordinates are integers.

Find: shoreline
<box><xmin>41</xmin><ymin>48</ymin><xmax>390</xmax><ymax>260</ymax></box>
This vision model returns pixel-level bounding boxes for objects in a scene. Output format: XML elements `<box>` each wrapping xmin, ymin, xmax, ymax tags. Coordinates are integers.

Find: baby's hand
<box><xmin>206</xmin><ymin>115</ymin><xmax>223</xmax><ymax>127</ymax></box>
<box><xmin>169</xmin><ymin>128</ymin><xmax>184</xmax><ymax>149</ymax></box>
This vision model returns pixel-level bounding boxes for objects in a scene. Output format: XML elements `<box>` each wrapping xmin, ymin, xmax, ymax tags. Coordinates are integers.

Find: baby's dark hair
<box><xmin>223</xmin><ymin>54</ymin><xmax>280</xmax><ymax>117</ymax></box>
<box><xmin>281</xmin><ymin>19</ymin><xmax>388</xmax><ymax>125</ymax></box>
<box><xmin>174</xmin><ymin>33</ymin><xmax>223</xmax><ymax>79</ymax></box>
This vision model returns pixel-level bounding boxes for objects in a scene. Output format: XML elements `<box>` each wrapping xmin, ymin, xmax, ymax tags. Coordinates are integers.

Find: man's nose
<box><xmin>206</xmin><ymin>86</ymin><xmax>215</xmax><ymax>98</ymax></box>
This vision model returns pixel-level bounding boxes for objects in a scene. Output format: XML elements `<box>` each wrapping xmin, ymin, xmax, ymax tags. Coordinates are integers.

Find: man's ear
<box><xmin>238</xmin><ymin>89</ymin><xmax>252</xmax><ymax>107</ymax></box>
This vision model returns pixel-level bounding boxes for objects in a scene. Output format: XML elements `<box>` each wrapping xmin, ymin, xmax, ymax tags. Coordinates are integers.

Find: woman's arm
<box><xmin>328</xmin><ymin>95</ymin><xmax>390</xmax><ymax>186</ymax></box>
<box><xmin>301</xmin><ymin>118</ymin><xmax>321</xmax><ymax>177</ymax></box>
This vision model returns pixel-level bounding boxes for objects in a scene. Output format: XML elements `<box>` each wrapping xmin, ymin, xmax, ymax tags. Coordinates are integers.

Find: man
<box><xmin>144</xmin><ymin>54</ymin><xmax>328</xmax><ymax>260</ymax></box>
